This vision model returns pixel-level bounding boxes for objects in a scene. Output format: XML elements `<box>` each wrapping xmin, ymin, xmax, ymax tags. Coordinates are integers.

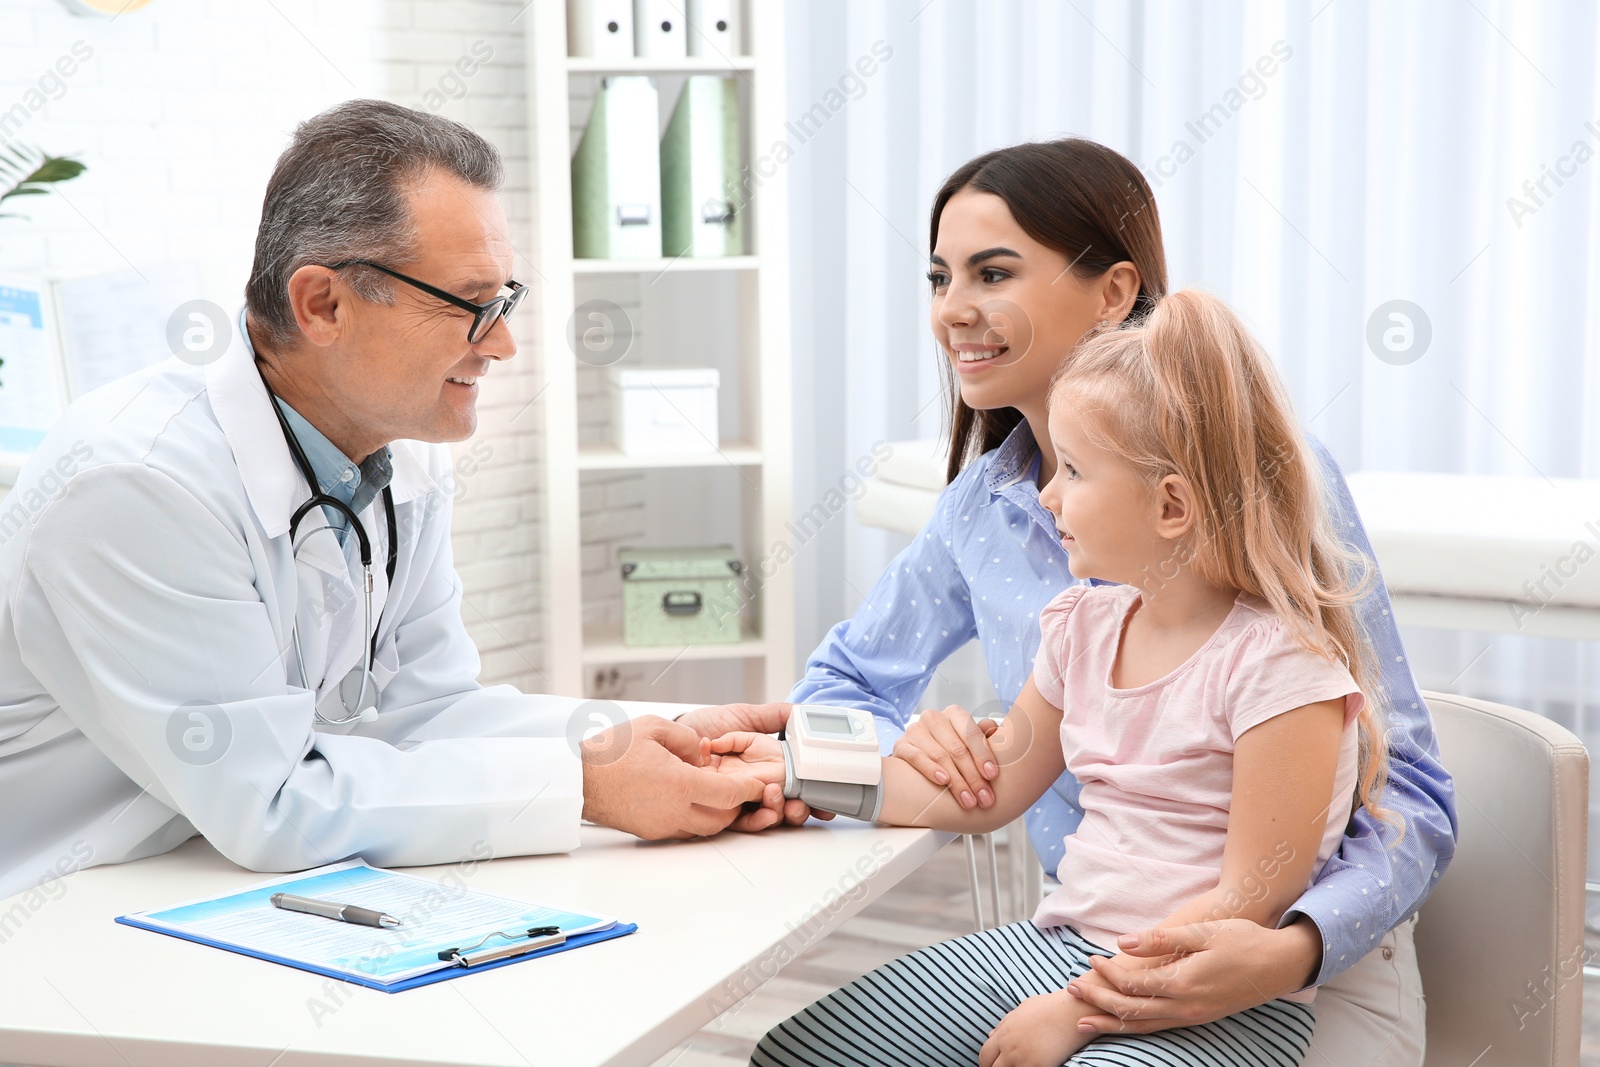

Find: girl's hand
<box><xmin>703</xmin><ymin>732</ymin><xmax>836</xmax><ymax>830</ymax></box>
<box><xmin>978</xmin><ymin>988</ymin><xmax>1092</xmax><ymax>1067</ymax></box>
<box><xmin>703</xmin><ymin>732</ymin><xmax>788</xmax><ymax>787</ymax></box>
<box><xmin>892</xmin><ymin>704</ymin><xmax>1001</xmax><ymax>809</ymax></box>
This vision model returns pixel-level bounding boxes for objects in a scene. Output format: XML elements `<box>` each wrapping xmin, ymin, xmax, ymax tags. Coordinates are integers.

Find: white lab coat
<box><xmin>0</xmin><ymin>323</ymin><xmax>585</xmax><ymax>902</ymax></box>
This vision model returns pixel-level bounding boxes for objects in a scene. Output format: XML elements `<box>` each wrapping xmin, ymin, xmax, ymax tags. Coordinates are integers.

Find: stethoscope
<box><xmin>263</xmin><ymin>374</ymin><xmax>397</xmax><ymax>725</ymax></box>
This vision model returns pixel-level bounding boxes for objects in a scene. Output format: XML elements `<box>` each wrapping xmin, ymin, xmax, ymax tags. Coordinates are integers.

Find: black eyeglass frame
<box><xmin>327</xmin><ymin>259</ymin><xmax>526</xmax><ymax>344</ymax></box>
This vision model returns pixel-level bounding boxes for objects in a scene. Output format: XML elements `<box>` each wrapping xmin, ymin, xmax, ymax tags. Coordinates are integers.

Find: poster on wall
<box><xmin>0</xmin><ymin>277</ymin><xmax>67</xmax><ymax>467</ymax></box>
<box><xmin>54</xmin><ymin>261</ymin><xmax>204</xmax><ymax>396</ymax></box>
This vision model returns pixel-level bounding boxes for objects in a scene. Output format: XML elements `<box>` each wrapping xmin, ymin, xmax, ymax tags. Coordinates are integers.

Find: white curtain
<box><xmin>784</xmin><ymin>0</ymin><xmax>1600</xmax><ymax>741</ymax></box>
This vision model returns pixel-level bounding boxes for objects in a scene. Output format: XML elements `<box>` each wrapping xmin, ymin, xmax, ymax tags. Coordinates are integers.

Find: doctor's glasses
<box><xmin>326</xmin><ymin>259</ymin><xmax>526</xmax><ymax>344</ymax></box>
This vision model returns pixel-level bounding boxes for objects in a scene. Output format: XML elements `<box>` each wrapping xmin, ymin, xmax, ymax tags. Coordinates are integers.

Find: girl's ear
<box><xmin>1154</xmin><ymin>473</ymin><xmax>1198</xmax><ymax>541</ymax></box>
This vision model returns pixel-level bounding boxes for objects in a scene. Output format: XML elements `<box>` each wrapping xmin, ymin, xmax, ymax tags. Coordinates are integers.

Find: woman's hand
<box><xmin>892</xmin><ymin>704</ymin><xmax>1001</xmax><ymax>809</ymax></box>
<box><xmin>1064</xmin><ymin>916</ymin><xmax>1322</xmax><ymax>1033</ymax></box>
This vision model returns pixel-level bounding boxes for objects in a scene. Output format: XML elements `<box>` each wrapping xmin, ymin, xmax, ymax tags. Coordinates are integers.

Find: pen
<box><xmin>270</xmin><ymin>892</ymin><xmax>402</xmax><ymax>928</ymax></box>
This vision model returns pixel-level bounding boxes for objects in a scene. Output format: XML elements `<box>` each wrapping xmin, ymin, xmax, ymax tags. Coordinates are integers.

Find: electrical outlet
<box><xmin>591</xmin><ymin>666</ymin><xmax>625</xmax><ymax>700</ymax></box>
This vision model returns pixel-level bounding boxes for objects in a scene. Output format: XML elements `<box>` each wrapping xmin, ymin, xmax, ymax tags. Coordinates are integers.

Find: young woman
<box><xmin>722</xmin><ymin>288</ymin><xmax>1395</xmax><ymax>1065</ymax></box>
<box><xmin>785</xmin><ymin>140</ymin><xmax>1455</xmax><ymax>1061</ymax></box>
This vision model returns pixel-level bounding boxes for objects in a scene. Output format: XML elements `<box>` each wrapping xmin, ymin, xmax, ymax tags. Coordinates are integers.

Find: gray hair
<box><xmin>244</xmin><ymin>99</ymin><xmax>503</xmax><ymax>350</ymax></box>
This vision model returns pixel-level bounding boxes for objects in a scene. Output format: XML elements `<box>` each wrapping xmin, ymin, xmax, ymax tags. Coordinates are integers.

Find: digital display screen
<box><xmin>805</xmin><ymin>711</ymin><xmax>854</xmax><ymax>738</ymax></box>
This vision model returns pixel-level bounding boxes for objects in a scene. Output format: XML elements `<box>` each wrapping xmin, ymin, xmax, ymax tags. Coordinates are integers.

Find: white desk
<box><xmin>0</xmin><ymin>822</ymin><xmax>950</xmax><ymax>1066</ymax></box>
<box><xmin>0</xmin><ymin>691</ymin><xmax>951</xmax><ymax>1067</ymax></box>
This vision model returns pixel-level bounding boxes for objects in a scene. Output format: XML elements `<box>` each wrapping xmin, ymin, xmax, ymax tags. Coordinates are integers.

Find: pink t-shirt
<box><xmin>1030</xmin><ymin>584</ymin><xmax>1362</xmax><ymax>1003</ymax></box>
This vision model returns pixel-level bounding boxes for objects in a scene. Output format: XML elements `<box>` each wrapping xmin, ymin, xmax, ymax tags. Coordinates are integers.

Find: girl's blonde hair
<box><xmin>1051</xmin><ymin>288</ymin><xmax>1400</xmax><ymax>840</ymax></box>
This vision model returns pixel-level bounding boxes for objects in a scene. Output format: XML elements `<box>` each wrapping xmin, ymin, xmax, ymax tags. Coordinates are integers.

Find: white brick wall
<box><xmin>0</xmin><ymin>0</ymin><xmax>616</xmax><ymax>694</ymax></box>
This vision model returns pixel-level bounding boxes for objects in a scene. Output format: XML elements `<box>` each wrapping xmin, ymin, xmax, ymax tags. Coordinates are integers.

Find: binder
<box><xmin>660</xmin><ymin>76</ymin><xmax>743</xmax><ymax>258</ymax></box>
<box><xmin>567</xmin><ymin>0</ymin><xmax>634</xmax><ymax>61</ymax></box>
<box><xmin>572</xmin><ymin>76</ymin><xmax>663</xmax><ymax>260</ymax></box>
<box><xmin>687</xmin><ymin>0</ymin><xmax>739</xmax><ymax>57</ymax></box>
<box><xmin>633</xmin><ymin>0</ymin><xmax>687</xmax><ymax>59</ymax></box>
<box><xmin>115</xmin><ymin>859</ymin><xmax>638</xmax><ymax>993</ymax></box>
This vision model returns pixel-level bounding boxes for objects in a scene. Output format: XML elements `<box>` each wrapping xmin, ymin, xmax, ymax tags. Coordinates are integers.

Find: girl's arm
<box><xmin>708</xmin><ymin>676</ymin><xmax>1067</xmax><ymax>835</ymax></box>
<box><xmin>878</xmin><ymin>677</ymin><xmax>1066</xmax><ymax>834</ymax></box>
<box><xmin>1067</xmin><ymin>696</ymin><xmax>1346</xmax><ymax>1023</ymax></box>
<box><xmin>1138</xmin><ymin>695</ymin><xmax>1347</xmax><ymax>931</ymax></box>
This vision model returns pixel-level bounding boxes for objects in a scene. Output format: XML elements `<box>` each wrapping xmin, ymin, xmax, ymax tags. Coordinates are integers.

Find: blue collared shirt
<box><xmin>791</xmin><ymin>421</ymin><xmax>1458</xmax><ymax>986</ymax></box>
<box><xmin>239</xmin><ymin>307</ymin><xmax>393</xmax><ymax>547</ymax></box>
<box><xmin>272</xmin><ymin>399</ymin><xmax>393</xmax><ymax>548</ymax></box>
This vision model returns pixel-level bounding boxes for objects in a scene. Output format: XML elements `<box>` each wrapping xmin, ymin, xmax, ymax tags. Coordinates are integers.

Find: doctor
<box><xmin>0</xmin><ymin>99</ymin><xmax>801</xmax><ymax>903</ymax></box>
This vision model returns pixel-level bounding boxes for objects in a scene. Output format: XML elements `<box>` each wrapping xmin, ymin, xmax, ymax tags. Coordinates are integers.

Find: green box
<box><xmin>620</xmin><ymin>546</ymin><xmax>745</xmax><ymax>647</ymax></box>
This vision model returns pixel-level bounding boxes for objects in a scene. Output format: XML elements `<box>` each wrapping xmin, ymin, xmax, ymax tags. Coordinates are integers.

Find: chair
<box><xmin>1415</xmin><ymin>690</ymin><xmax>1589</xmax><ymax>1067</ymax></box>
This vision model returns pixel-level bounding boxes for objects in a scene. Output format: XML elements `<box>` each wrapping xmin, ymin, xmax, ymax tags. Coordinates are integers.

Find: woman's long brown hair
<box><xmin>931</xmin><ymin>139</ymin><xmax>1169</xmax><ymax>482</ymax></box>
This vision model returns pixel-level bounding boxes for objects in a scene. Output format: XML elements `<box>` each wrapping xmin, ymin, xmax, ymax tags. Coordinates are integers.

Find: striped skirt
<box><xmin>751</xmin><ymin>921</ymin><xmax>1315</xmax><ymax>1066</ymax></box>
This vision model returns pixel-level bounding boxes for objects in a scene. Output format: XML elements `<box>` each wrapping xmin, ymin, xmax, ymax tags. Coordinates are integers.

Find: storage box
<box><xmin>620</xmin><ymin>546</ymin><xmax>744</xmax><ymax>647</ymax></box>
<box><xmin>608</xmin><ymin>367</ymin><xmax>719</xmax><ymax>455</ymax></box>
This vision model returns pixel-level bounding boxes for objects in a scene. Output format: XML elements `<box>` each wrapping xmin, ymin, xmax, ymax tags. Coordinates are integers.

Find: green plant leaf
<box><xmin>29</xmin><ymin>158</ymin><xmax>86</xmax><ymax>183</ymax></box>
<box><xmin>0</xmin><ymin>146</ymin><xmax>89</xmax><ymax>219</ymax></box>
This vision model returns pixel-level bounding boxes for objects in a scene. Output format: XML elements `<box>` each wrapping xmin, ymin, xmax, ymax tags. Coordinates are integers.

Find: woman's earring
<box><xmin>1098</xmin><ymin>318</ymin><xmax>1111</xmax><ymax>331</ymax></box>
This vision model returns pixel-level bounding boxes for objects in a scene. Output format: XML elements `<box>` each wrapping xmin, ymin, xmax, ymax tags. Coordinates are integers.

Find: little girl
<box><xmin>715</xmin><ymin>289</ymin><xmax>1400</xmax><ymax>1067</ymax></box>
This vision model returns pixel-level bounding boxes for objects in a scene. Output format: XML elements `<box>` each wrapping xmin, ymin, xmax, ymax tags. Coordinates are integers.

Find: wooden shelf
<box><xmin>577</xmin><ymin>442</ymin><xmax>763</xmax><ymax>470</ymax></box>
<box><xmin>571</xmin><ymin>255</ymin><xmax>759</xmax><ymax>274</ymax></box>
<box><xmin>581</xmin><ymin>629</ymin><xmax>768</xmax><ymax>666</ymax></box>
<box><xmin>532</xmin><ymin>0</ymin><xmax>795</xmax><ymax>700</ymax></box>
<box><xmin>566</xmin><ymin>56</ymin><xmax>755</xmax><ymax>75</ymax></box>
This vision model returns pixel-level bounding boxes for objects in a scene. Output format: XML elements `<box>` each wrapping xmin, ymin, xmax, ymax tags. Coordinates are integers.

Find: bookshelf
<box><xmin>524</xmin><ymin>2</ymin><xmax>795</xmax><ymax>700</ymax></box>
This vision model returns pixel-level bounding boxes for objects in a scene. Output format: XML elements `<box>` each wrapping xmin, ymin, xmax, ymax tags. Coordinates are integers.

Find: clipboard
<box><xmin>115</xmin><ymin>860</ymin><xmax>638</xmax><ymax>993</ymax></box>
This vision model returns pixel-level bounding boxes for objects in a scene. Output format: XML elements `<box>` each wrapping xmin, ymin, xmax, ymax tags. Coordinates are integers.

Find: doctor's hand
<box><xmin>676</xmin><ymin>701</ymin><xmax>792</xmax><ymax>740</ymax></box>
<box><xmin>894</xmin><ymin>705</ymin><xmax>1001</xmax><ymax>810</ymax></box>
<box><xmin>579</xmin><ymin>715</ymin><xmax>766</xmax><ymax>840</ymax></box>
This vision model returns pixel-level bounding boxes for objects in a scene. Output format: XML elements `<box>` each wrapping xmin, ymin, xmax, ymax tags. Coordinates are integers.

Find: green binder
<box><xmin>659</xmin><ymin>76</ymin><xmax>743</xmax><ymax>258</ymax></box>
<box><xmin>572</xmin><ymin>76</ymin><xmax>662</xmax><ymax>260</ymax></box>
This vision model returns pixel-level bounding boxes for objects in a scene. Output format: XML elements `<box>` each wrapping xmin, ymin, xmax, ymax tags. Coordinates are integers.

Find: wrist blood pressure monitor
<box><xmin>780</xmin><ymin>705</ymin><xmax>884</xmax><ymax>822</ymax></box>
